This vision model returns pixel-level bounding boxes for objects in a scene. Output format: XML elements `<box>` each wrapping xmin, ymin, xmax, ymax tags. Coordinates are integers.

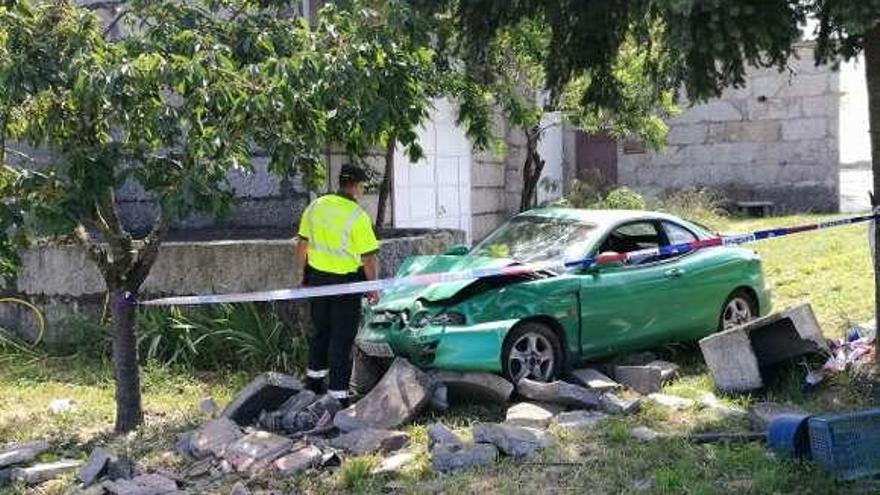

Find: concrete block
<box><xmin>334</xmin><ymin>358</ymin><xmax>435</xmax><ymax>432</ymax></box>
<box><xmin>598</xmin><ymin>393</ymin><xmax>640</xmax><ymax>415</ymax></box>
<box><xmin>666</xmin><ymin>124</ymin><xmax>708</xmax><ymax>145</ymax></box>
<box><xmin>221</xmin><ymin>373</ymin><xmax>303</xmax><ymax>426</ymax></box>
<box><xmin>780</xmin><ymin>73</ymin><xmax>829</xmax><ymax>97</ymax></box>
<box><xmin>517</xmin><ymin>379</ymin><xmax>600</xmax><ymax>408</ymax></box>
<box><xmin>614</xmin><ymin>366</ymin><xmax>663</xmax><ymax>395</ymax></box>
<box><xmin>472</xmin><ymin>423</ymin><xmax>549</xmax><ymax>459</ymax></box>
<box><xmin>646</xmin><ymin>360</ymin><xmax>680</xmax><ymax>383</ymax></box>
<box><xmin>801</xmin><ymin>95</ymin><xmax>834</xmax><ymax>118</ymax></box>
<box><xmin>329</xmin><ymin>429</ymin><xmax>409</xmax><ymax>455</ymax></box>
<box><xmin>10</xmin><ymin>460</ymin><xmax>82</xmax><ymax>485</ymax></box>
<box><xmin>431</xmin><ymin>444</ymin><xmax>497</xmax><ymax>472</ymax></box>
<box><xmin>568</xmin><ymin>368</ymin><xmax>620</xmax><ymax>392</ymax></box>
<box><xmin>429</xmin><ymin>370</ymin><xmax>514</xmax><ymax>404</ymax></box>
<box><xmin>0</xmin><ymin>441</ymin><xmax>50</xmax><ymax>469</ymax></box>
<box><xmin>223</xmin><ymin>431</ymin><xmax>293</xmax><ymax>475</ymax></box>
<box><xmin>782</xmin><ymin>118</ymin><xmax>828</xmax><ymax>141</ymax></box>
<box><xmin>273</xmin><ymin>445</ymin><xmax>322</xmax><ymax>476</ymax></box>
<box><xmin>79</xmin><ymin>447</ymin><xmax>113</xmax><ymax>486</ymax></box>
<box><xmin>472</xmin><ymin>162</ymin><xmax>506</xmax><ymax>187</ymax></box>
<box><xmin>505</xmin><ymin>402</ymin><xmax>564</xmax><ymax>428</ymax></box>
<box><xmin>699</xmin><ymin>304</ymin><xmax>829</xmax><ymax>392</ymax></box>
<box><xmin>472</xmin><ymin>188</ymin><xmax>506</xmax><ymax>214</ymax></box>
<box><xmin>747</xmin><ymin>97</ymin><xmax>802</xmax><ymax>120</ymax></box>
<box><xmin>190</xmin><ymin>418</ymin><xmax>243</xmax><ymax>459</ymax></box>
<box><xmin>427</xmin><ymin>423</ymin><xmax>463</xmax><ymax>450</ymax></box>
<box><xmin>103</xmin><ymin>473</ymin><xmax>179</xmax><ymax>495</ymax></box>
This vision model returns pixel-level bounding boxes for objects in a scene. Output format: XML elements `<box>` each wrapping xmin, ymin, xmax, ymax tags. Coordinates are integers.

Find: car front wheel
<box><xmin>502</xmin><ymin>322</ymin><xmax>562</xmax><ymax>384</ymax></box>
<box><xmin>719</xmin><ymin>289</ymin><xmax>758</xmax><ymax>331</ymax></box>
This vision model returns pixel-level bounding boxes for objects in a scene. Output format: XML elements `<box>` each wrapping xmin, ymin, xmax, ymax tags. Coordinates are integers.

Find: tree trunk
<box><xmin>520</xmin><ymin>126</ymin><xmax>546</xmax><ymax>212</ymax></box>
<box><xmin>376</xmin><ymin>135</ymin><xmax>395</xmax><ymax>230</ymax></box>
<box><xmin>110</xmin><ymin>287</ymin><xmax>143</xmax><ymax>432</ymax></box>
<box><xmin>864</xmin><ymin>24</ymin><xmax>880</xmax><ymax>362</ymax></box>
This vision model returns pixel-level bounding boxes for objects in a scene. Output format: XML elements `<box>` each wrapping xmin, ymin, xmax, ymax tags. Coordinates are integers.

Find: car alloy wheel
<box><xmin>721</xmin><ymin>294</ymin><xmax>755</xmax><ymax>330</ymax></box>
<box><xmin>507</xmin><ymin>331</ymin><xmax>556</xmax><ymax>383</ymax></box>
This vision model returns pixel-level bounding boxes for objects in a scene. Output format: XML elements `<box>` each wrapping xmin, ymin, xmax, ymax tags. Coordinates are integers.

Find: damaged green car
<box><xmin>355</xmin><ymin>209</ymin><xmax>771</xmax><ymax>384</ymax></box>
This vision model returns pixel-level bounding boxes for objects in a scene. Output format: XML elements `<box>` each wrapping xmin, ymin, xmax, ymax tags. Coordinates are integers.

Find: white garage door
<box><xmin>394</xmin><ymin>99</ymin><xmax>472</xmax><ymax>242</ymax></box>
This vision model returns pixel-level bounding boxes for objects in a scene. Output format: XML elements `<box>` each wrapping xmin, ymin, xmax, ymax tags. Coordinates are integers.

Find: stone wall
<box><xmin>618</xmin><ymin>44</ymin><xmax>841</xmax><ymax>213</ymax></box>
<box><xmin>0</xmin><ymin>230</ymin><xmax>464</xmax><ymax>344</ymax></box>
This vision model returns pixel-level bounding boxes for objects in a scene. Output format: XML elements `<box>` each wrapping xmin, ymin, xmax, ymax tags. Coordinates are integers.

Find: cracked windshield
<box><xmin>471</xmin><ymin>216</ymin><xmax>597</xmax><ymax>264</ymax></box>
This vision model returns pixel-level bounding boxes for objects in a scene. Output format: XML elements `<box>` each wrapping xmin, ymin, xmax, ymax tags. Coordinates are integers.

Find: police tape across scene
<box><xmin>141</xmin><ymin>213</ymin><xmax>879</xmax><ymax>307</ymax></box>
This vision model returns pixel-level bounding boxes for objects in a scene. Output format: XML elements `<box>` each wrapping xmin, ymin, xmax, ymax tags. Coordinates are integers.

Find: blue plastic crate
<box><xmin>809</xmin><ymin>408</ymin><xmax>880</xmax><ymax>480</ymax></box>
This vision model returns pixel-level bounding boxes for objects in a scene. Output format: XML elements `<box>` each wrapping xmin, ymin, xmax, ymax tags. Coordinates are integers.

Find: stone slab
<box><xmin>223</xmin><ymin>431</ymin><xmax>294</xmax><ymax>475</ymax></box>
<box><xmin>334</xmin><ymin>358</ymin><xmax>435</xmax><ymax>432</ymax></box>
<box><xmin>221</xmin><ymin>373</ymin><xmax>303</xmax><ymax>426</ymax></box>
<box><xmin>103</xmin><ymin>473</ymin><xmax>179</xmax><ymax>495</ymax></box>
<box><xmin>568</xmin><ymin>369</ymin><xmax>621</xmax><ymax>392</ymax></box>
<box><xmin>190</xmin><ymin>418</ymin><xmax>243</xmax><ymax>459</ymax></box>
<box><xmin>79</xmin><ymin>447</ymin><xmax>113</xmax><ymax>486</ymax></box>
<box><xmin>553</xmin><ymin>410</ymin><xmax>608</xmax><ymax>430</ymax></box>
<box><xmin>472</xmin><ymin>423</ymin><xmax>550</xmax><ymax>459</ymax></box>
<box><xmin>614</xmin><ymin>366</ymin><xmax>663</xmax><ymax>395</ymax></box>
<box><xmin>0</xmin><ymin>441</ymin><xmax>50</xmax><ymax>468</ymax></box>
<box><xmin>599</xmin><ymin>393</ymin><xmax>640</xmax><ymax>415</ymax></box>
<box><xmin>329</xmin><ymin>429</ymin><xmax>409</xmax><ymax>455</ymax></box>
<box><xmin>505</xmin><ymin>402</ymin><xmax>564</xmax><ymax>428</ymax></box>
<box><xmin>10</xmin><ymin>459</ymin><xmax>82</xmax><ymax>485</ymax></box>
<box><xmin>427</xmin><ymin>423</ymin><xmax>463</xmax><ymax>450</ymax></box>
<box><xmin>431</xmin><ymin>444</ymin><xmax>498</xmax><ymax>472</ymax></box>
<box><xmin>373</xmin><ymin>450</ymin><xmax>416</xmax><ymax>475</ymax></box>
<box><xmin>646</xmin><ymin>360</ymin><xmax>680</xmax><ymax>382</ymax></box>
<box><xmin>517</xmin><ymin>379</ymin><xmax>600</xmax><ymax>408</ymax></box>
<box><xmin>428</xmin><ymin>370</ymin><xmax>514</xmax><ymax>404</ymax></box>
<box><xmin>274</xmin><ymin>445</ymin><xmax>322</xmax><ymax>477</ymax></box>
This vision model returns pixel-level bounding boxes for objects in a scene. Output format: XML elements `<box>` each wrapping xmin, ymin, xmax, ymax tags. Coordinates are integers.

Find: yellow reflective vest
<box><xmin>297</xmin><ymin>194</ymin><xmax>379</xmax><ymax>275</ymax></box>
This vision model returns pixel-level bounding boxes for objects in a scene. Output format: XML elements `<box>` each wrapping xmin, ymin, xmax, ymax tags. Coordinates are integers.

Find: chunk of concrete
<box><xmin>647</xmin><ymin>394</ymin><xmax>696</xmax><ymax>410</ymax></box>
<box><xmin>427</xmin><ymin>423</ymin><xmax>462</xmax><ymax>450</ymax></box>
<box><xmin>429</xmin><ymin>383</ymin><xmax>449</xmax><ymax>411</ymax></box>
<box><xmin>273</xmin><ymin>445</ymin><xmax>322</xmax><ymax>477</ymax></box>
<box><xmin>0</xmin><ymin>441</ymin><xmax>50</xmax><ymax>468</ymax></box>
<box><xmin>599</xmin><ymin>392</ymin><xmax>640</xmax><ymax>415</ymax></box>
<box><xmin>630</xmin><ymin>426</ymin><xmax>660</xmax><ymax>442</ymax></box>
<box><xmin>431</xmin><ymin>444</ymin><xmax>498</xmax><ymax>472</ymax></box>
<box><xmin>646</xmin><ymin>360</ymin><xmax>680</xmax><ymax>383</ymax></box>
<box><xmin>373</xmin><ymin>450</ymin><xmax>416</xmax><ymax>475</ymax></box>
<box><xmin>505</xmin><ymin>402</ymin><xmax>564</xmax><ymax>428</ymax></box>
<box><xmin>568</xmin><ymin>369</ymin><xmax>621</xmax><ymax>392</ymax></box>
<box><xmin>472</xmin><ymin>423</ymin><xmax>550</xmax><ymax>459</ymax></box>
<box><xmin>699</xmin><ymin>304</ymin><xmax>830</xmax><ymax>392</ymax></box>
<box><xmin>261</xmin><ymin>390</ymin><xmax>317</xmax><ymax>431</ymax></box>
<box><xmin>553</xmin><ymin>410</ymin><xmax>608</xmax><ymax>430</ymax></box>
<box><xmin>103</xmin><ymin>473</ymin><xmax>179</xmax><ymax>495</ymax></box>
<box><xmin>334</xmin><ymin>358</ymin><xmax>435</xmax><ymax>432</ymax></box>
<box><xmin>517</xmin><ymin>379</ymin><xmax>600</xmax><ymax>408</ymax></box>
<box><xmin>329</xmin><ymin>428</ymin><xmax>409</xmax><ymax>455</ymax></box>
<box><xmin>429</xmin><ymin>370</ymin><xmax>513</xmax><ymax>404</ymax></box>
<box><xmin>190</xmin><ymin>418</ymin><xmax>243</xmax><ymax>459</ymax></box>
<box><xmin>223</xmin><ymin>431</ymin><xmax>294</xmax><ymax>475</ymax></box>
<box><xmin>748</xmin><ymin>402</ymin><xmax>808</xmax><ymax>428</ymax></box>
<box><xmin>614</xmin><ymin>366</ymin><xmax>663</xmax><ymax>395</ymax></box>
<box><xmin>221</xmin><ymin>372</ymin><xmax>303</xmax><ymax>426</ymax></box>
<box><xmin>10</xmin><ymin>459</ymin><xmax>83</xmax><ymax>485</ymax></box>
<box><xmin>79</xmin><ymin>447</ymin><xmax>113</xmax><ymax>486</ymax></box>
<box><xmin>283</xmin><ymin>394</ymin><xmax>340</xmax><ymax>434</ymax></box>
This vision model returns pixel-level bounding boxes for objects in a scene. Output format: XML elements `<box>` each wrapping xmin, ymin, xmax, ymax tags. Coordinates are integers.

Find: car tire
<box><xmin>718</xmin><ymin>289</ymin><xmax>758</xmax><ymax>331</ymax></box>
<box><xmin>502</xmin><ymin>321</ymin><xmax>563</xmax><ymax>384</ymax></box>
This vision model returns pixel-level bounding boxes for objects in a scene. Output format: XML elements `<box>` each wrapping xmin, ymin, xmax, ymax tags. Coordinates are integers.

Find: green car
<box><xmin>355</xmin><ymin>208</ymin><xmax>771</xmax><ymax>383</ymax></box>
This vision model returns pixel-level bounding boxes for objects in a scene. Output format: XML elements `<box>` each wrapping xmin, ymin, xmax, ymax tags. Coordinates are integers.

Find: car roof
<box><xmin>518</xmin><ymin>208</ymin><xmax>686</xmax><ymax>228</ymax></box>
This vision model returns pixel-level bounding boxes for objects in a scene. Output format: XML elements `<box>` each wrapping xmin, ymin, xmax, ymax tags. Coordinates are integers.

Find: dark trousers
<box><xmin>305</xmin><ymin>267</ymin><xmax>363</xmax><ymax>393</ymax></box>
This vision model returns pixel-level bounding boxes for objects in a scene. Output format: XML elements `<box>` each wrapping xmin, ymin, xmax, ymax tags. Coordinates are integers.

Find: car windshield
<box><xmin>470</xmin><ymin>216</ymin><xmax>597</xmax><ymax>264</ymax></box>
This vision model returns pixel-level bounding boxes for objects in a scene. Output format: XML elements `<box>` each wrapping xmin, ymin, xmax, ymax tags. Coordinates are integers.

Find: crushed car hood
<box><xmin>376</xmin><ymin>255</ymin><xmax>517</xmax><ymax>307</ymax></box>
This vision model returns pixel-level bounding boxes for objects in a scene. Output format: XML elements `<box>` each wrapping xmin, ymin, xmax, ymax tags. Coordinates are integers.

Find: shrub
<box><xmin>653</xmin><ymin>188</ymin><xmax>728</xmax><ymax>230</ymax></box>
<box><xmin>559</xmin><ymin>180</ymin><xmax>647</xmax><ymax>211</ymax></box>
<box><xmin>596</xmin><ymin>187</ymin><xmax>647</xmax><ymax>210</ymax></box>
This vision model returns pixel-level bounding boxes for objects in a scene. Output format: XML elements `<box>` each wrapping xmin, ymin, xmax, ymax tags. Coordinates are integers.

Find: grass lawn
<box><xmin>0</xmin><ymin>214</ymin><xmax>878</xmax><ymax>494</ymax></box>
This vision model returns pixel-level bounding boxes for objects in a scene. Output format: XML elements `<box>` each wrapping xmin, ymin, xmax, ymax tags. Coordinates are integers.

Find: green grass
<box><xmin>0</xmin><ymin>213</ymin><xmax>878</xmax><ymax>494</ymax></box>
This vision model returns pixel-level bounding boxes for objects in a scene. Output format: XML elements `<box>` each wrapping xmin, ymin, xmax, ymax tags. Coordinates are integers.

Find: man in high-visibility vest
<box><xmin>295</xmin><ymin>164</ymin><xmax>380</xmax><ymax>406</ymax></box>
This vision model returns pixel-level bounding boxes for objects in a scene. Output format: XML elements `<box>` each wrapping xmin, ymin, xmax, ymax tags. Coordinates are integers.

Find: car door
<box><xmin>578</xmin><ymin>220</ymin><xmax>682</xmax><ymax>357</ymax></box>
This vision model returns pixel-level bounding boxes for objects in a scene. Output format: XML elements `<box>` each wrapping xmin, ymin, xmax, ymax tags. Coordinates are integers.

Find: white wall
<box><xmin>839</xmin><ymin>54</ymin><xmax>873</xmax><ymax>212</ymax></box>
<box><xmin>537</xmin><ymin>112</ymin><xmax>565</xmax><ymax>205</ymax></box>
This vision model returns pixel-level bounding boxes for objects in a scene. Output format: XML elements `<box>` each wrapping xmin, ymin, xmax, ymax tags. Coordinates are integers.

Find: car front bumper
<box><xmin>354</xmin><ymin>319</ymin><xmax>519</xmax><ymax>373</ymax></box>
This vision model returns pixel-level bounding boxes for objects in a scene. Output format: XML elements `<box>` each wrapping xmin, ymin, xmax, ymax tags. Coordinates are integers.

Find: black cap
<box><xmin>339</xmin><ymin>163</ymin><xmax>369</xmax><ymax>184</ymax></box>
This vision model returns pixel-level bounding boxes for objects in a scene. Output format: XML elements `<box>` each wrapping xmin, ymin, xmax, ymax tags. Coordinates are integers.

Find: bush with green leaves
<box><xmin>652</xmin><ymin>188</ymin><xmax>728</xmax><ymax>231</ymax></box>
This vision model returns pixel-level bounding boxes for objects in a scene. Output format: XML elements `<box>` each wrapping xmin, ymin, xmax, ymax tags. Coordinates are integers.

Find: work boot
<box><xmin>305</xmin><ymin>376</ymin><xmax>327</xmax><ymax>395</ymax></box>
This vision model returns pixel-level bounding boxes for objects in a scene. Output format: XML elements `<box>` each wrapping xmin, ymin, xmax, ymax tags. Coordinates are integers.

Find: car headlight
<box><xmin>431</xmin><ymin>311</ymin><xmax>466</xmax><ymax>326</ymax></box>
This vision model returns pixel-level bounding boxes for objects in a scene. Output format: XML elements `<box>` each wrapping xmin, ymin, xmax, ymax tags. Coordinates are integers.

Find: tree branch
<box><xmin>128</xmin><ymin>210</ymin><xmax>170</xmax><ymax>290</ymax></box>
<box><xmin>79</xmin><ymin>1</ymin><xmax>128</xmax><ymax>11</ymax></box>
<box><xmin>103</xmin><ymin>9</ymin><xmax>133</xmax><ymax>38</ymax></box>
<box><xmin>74</xmin><ymin>223</ymin><xmax>110</xmax><ymax>274</ymax></box>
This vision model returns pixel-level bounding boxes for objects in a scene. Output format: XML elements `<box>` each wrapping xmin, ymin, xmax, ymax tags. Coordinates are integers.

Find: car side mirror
<box><xmin>444</xmin><ymin>244</ymin><xmax>470</xmax><ymax>256</ymax></box>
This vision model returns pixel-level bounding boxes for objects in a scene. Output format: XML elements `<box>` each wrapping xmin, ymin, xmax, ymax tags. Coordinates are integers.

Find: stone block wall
<box><xmin>618</xmin><ymin>43</ymin><xmax>842</xmax><ymax>213</ymax></box>
<box><xmin>0</xmin><ymin>230</ymin><xmax>464</xmax><ymax>344</ymax></box>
